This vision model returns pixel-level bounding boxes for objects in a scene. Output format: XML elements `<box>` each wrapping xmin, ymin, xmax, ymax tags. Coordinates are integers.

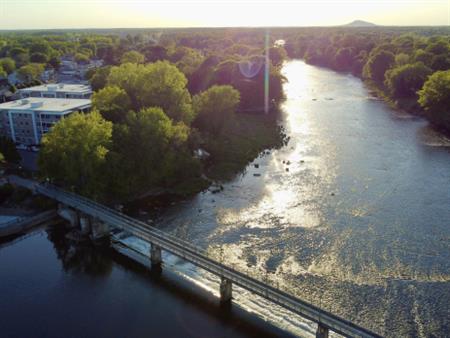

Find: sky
<box><xmin>0</xmin><ymin>0</ymin><xmax>449</xmax><ymax>30</ymax></box>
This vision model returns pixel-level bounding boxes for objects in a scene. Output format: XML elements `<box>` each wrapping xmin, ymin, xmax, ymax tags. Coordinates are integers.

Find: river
<box><xmin>1</xmin><ymin>60</ymin><xmax>449</xmax><ymax>338</ymax></box>
<box><xmin>153</xmin><ymin>60</ymin><xmax>450</xmax><ymax>337</ymax></box>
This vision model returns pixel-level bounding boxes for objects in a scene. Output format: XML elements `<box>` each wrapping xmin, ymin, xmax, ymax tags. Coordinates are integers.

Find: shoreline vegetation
<box><xmin>280</xmin><ymin>27</ymin><xmax>450</xmax><ymax>134</ymax></box>
<box><xmin>0</xmin><ymin>29</ymin><xmax>287</xmax><ymax>203</ymax></box>
<box><xmin>0</xmin><ymin>27</ymin><xmax>448</xmax><ymax>205</ymax></box>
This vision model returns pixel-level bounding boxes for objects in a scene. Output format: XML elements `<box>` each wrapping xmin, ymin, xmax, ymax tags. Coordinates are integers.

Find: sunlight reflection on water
<box><xmin>157</xmin><ymin>60</ymin><xmax>450</xmax><ymax>337</ymax></box>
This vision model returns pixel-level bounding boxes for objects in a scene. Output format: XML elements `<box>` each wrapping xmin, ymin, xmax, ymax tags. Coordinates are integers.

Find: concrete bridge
<box><xmin>10</xmin><ymin>176</ymin><xmax>382</xmax><ymax>338</ymax></box>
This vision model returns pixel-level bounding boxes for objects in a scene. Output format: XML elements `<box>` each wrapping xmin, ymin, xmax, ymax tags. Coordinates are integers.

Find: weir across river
<box><xmin>10</xmin><ymin>176</ymin><xmax>382</xmax><ymax>338</ymax></box>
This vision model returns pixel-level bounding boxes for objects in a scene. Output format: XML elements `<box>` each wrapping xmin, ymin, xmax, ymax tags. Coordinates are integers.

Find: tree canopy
<box><xmin>107</xmin><ymin>61</ymin><xmax>195</xmax><ymax>124</ymax></box>
<box><xmin>363</xmin><ymin>50</ymin><xmax>395</xmax><ymax>84</ymax></box>
<box><xmin>418</xmin><ymin>70</ymin><xmax>450</xmax><ymax>131</ymax></box>
<box><xmin>38</xmin><ymin>111</ymin><xmax>113</xmax><ymax>198</ymax></box>
<box><xmin>385</xmin><ymin>62</ymin><xmax>432</xmax><ymax>98</ymax></box>
<box><xmin>106</xmin><ymin>107</ymin><xmax>198</xmax><ymax>198</ymax></box>
<box><xmin>92</xmin><ymin>85</ymin><xmax>132</xmax><ymax>123</ymax></box>
<box><xmin>120</xmin><ymin>50</ymin><xmax>145</xmax><ymax>64</ymax></box>
<box><xmin>193</xmin><ymin>85</ymin><xmax>240</xmax><ymax>134</ymax></box>
<box><xmin>0</xmin><ymin>57</ymin><xmax>16</xmax><ymax>74</ymax></box>
<box><xmin>17</xmin><ymin>63</ymin><xmax>45</xmax><ymax>82</ymax></box>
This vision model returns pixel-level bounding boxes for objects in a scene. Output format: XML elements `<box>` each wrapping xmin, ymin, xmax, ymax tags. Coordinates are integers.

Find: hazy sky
<box><xmin>0</xmin><ymin>0</ymin><xmax>449</xmax><ymax>29</ymax></box>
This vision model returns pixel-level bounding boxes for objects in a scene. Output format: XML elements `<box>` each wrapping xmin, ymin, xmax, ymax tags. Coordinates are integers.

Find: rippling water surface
<box><xmin>156</xmin><ymin>60</ymin><xmax>450</xmax><ymax>337</ymax></box>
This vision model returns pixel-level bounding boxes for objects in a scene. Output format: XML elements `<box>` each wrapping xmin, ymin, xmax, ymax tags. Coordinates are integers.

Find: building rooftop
<box><xmin>19</xmin><ymin>83</ymin><xmax>92</xmax><ymax>94</ymax></box>
<box><xmin>0</xmin><ymin>97</ymin><xmax>91</xmax><ymax>113</ymax></box>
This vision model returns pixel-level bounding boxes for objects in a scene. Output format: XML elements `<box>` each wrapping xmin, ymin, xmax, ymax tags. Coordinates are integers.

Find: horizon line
<box><xmin>1</xmin><ymin>24</ymin><xmax>449</xmax><ymax>32</ymax></box>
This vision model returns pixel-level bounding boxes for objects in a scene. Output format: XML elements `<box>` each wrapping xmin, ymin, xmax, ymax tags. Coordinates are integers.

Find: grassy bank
<box><xmin>202</xmin><ymin>112</ymin><xmax>287</xmax><ymax>181</ymax></box>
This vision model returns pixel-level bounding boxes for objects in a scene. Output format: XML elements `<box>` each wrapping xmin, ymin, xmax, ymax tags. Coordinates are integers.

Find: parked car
<box><xmin>16</xmin><ymin>144</ymin><xmax>27</xmax><ymax>150</ymax></box>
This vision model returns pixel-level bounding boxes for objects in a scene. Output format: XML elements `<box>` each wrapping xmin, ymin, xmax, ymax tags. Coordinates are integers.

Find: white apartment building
<box><xmin>19</xmin><ymin>83</ymin><xmax>92</xmax><ymax>99</ymax></box>
<box><xmin>0</xmin><ymin>98</ymin><xmax>91</xmax><ymax>146</ymax></box>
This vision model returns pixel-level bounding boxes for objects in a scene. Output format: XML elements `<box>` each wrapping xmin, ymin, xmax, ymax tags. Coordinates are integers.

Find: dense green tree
<box><xmin>107</xmin><ymin>61</ymin><xmax>195</xmax><ymax>123</ymax></box>
<box><xmin>430</xmin><ymin>54</ymin><xmax>450</xmax><ymax>71</ymax></box>
<box><xmin>30</xmin><ymin>52</ymin><xmax>49</xmax><ymax>63</ymax></box>
<box><xmin>425</xmin><ymin>40</ymin><xmax>449</xmax><ymax>55</ymax></box>
<box><xmin>170</xmin><ymin>47</ymin><xmax>203</xmax><ymax>77</ymax></box>
<box><xmin>385</xmin><ymin>62</ymin><xmax>432</xmax><ymax>98</ymax></box>
<box><xmin>38</xmin><ymin>111</ymin><xmax>113</xmax><ymax>198</ymax></box>
<box><xmin>108</xmin><ymin>107</ymin><xmax>197</xmax><ymax>198</ymax></box>
<box><xmin>363</xmin><ymin>50</ymin><xmax>395</xmax><ymax>84</ymax></box>
<box><xmin>9</xmin><ymin>47</ymin><xmax>29</xmax><ymax>67</ymax></box>
<box><xmin>225</xmin><ymin>44</ymin><xmax>253</xmax><ymax>56</ymax></box>
<box><xmin>29</xmin><ymin>40</ymin><xmax>52</xmax><ymax>55</ymax></box>
<box><xmin>0</xmin><ymin>57</ymin><xmax>16</xmax><ymax>74</ymax></box>
<box><xmin>92</xmin><ymin>86</ymin><xmax>132</xmax><ymax>123</ymax></box>
<box><xmin>394</xmin><ymin>53</ymin><xmax>410</xmax><ymax>66</ymax></box>
<box><xmin>418</xmin><ymin>70</ymin><xmax>450</xmax><ymax>131</ymax></box>
<box><xmin>0</xmin><ymin>66</ymin><xmax>6</xmax><ymax>79</ymax></box>
<box><xmin>120</xmin><ymin>50</ymin><xmax>145</xmax><ymax>64</ymax></box>
<box><xmin>142</xmin><ymin>45</ymin><xmax>168</xmax><ymax>62</ymax></box>
<box><xmin>413</xmin><ymin>49</ymin><xmax>434</xmax><ymax>67</ymax></box>
<box><xmin>334</xmin><ymin>47</ymin><xmax>355</xmax><ymax>71</ymax></box>
<box><xmin>193</xmin><ymin>85</ymin><xmax>240</xmax><ymax>134</ymax></box>
<box><xmin>90</xmin><ymin>66</ymin><xmax>112</xmax><ymax>91</ymax></box>
<box><xmin>17</xmin><ymin>63</ymin><xmax>45</xmax><ymax>82</ymax></box>
<box><xmin>74</xmin><ymin>53</ymin><xmax>89</xmax><ymax>63</ymax></box>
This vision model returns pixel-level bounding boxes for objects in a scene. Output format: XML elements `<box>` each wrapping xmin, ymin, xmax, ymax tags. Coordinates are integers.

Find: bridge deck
<box><xmin>11</xmin><ymin>176</ymin><xmax>381</xmax><ymax>338</ymax></box>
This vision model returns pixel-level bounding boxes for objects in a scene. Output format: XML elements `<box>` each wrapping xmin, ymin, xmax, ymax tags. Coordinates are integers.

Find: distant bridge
<box><xmin>11</xmin><ymin>176</ymin><xmax>382</xmax><ymax>338</ymax></box>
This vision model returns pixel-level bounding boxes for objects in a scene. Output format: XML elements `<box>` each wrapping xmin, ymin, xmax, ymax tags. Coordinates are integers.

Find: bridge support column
<box><xmin>150</xmin><ymin>243</ymin><xmax>162</xmax><ymax>266</ymax></box>
<box><xmin>220</xmin><ymin>277</ymin><xmax>232</xmax><ymax>303</ymax></box>
<box><xmin>90</xmin><ymin>218</ymin><xmax>109</xmax><ymax>240</ymax></box>
<box><xmin>57</xmin><ymin>204</ymin><xmax>79</xmax><ymax>228</ymax></box>
<box><xmin>79</xmin><ymin>213</ymin><xmax>91</xmax><ymax>235</ymax></box>
<box><xmin>316</xmin><ymin>323</ymin><xmax>329</xmax><ymax>338</ymax></box>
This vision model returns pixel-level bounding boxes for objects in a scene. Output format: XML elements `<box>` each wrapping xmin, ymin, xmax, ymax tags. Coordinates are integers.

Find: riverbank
<box><xmin>293</xmin><ymin>56</ymin><xmax>450</xmax><ymax>136</ymax></box>
<box><xmin>124</xmin><ymin>111</ymin><xmax>287</xmax><ymax>219</ymax></box>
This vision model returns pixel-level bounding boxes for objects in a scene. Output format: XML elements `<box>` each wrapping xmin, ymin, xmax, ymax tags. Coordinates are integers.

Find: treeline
<box><xmin>31</xmin><ymin>29</ymin><xmax>288</xmax><ymax>202</ymax></box>
<box><xmin>0</xmin><ymin>34</ymin><xmax>118</xmax><ymax>83</ymax></box>
<box><xmin>280</xmin><ymin>27</ymin><xmax>450</xmax><ymax>132</ymax></box>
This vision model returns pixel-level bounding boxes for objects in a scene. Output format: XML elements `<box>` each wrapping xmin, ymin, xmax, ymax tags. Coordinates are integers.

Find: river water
<box><xmin>1</xmin><ymin>60</ymin><xmax>449</xmax><ymax>338</ymax></box>
<box><xmin>0</xmin><ymin>226</ymin><xmax>290</xmax><ymax>337</ymax></box>
<box><xmin>154</xmin><ymin>60</ymin><xmax>450</xmax><ymax>337</ymax></box>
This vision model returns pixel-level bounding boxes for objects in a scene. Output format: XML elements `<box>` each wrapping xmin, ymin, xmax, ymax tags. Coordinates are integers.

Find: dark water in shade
<box><xmin>153</xmin><ymin>61</ymin><xmax>450</xmax><ymax>337</ymax></box>
<box><xmin>0</xmin><ymin>226</ymin><xmax>292</xmax><ymax>338</ymax></box>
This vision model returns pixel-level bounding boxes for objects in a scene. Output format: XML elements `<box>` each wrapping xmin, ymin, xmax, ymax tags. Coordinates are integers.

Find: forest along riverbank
<box><xmin>145</xmin><ymin>60</ymin><xmax>450</xmax><ymax>337</ymax></box>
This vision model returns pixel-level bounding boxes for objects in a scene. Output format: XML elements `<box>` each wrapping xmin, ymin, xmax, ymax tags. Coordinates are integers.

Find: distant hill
<box><xmin>343</xmin><ymin>20</ymin><xmax>377</xmax><ymax>27</ymax></box>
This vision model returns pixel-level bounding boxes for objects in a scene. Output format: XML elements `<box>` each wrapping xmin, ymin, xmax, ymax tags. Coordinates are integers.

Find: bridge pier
<box><xmin>79</xmin><ymin>213</ymin><xmax>91</xmax><ymax>235</ymax></box>
<box><xmin>316</xmin><ymin>323</ymin><xmax>329</xmax><ymax>338</ymax></box>
<box><xmin>57</xmin><ymin>203</ymin><xmax>79</xmax><ymax>228</ymax></box>
<box><xmin>90</xmin><ymin>218</ymin><xmax>110</xmax><ymax>240</ymax></box>
<box><xmin>220</xmin><ymin>277</ymin><xmax>232</xmax><ymax>303</ymax></box>
<box><xmin>150</xmin><ymin>243</ymin><xmax>162</xmax><ymax>266</ymax></box>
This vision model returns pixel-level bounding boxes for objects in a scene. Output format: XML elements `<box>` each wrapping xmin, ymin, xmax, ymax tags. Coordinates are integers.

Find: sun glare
<box><xmin>1</xmin><ymin>0</ymin><xmax>448</xmax><ymax>29</ymax></box>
